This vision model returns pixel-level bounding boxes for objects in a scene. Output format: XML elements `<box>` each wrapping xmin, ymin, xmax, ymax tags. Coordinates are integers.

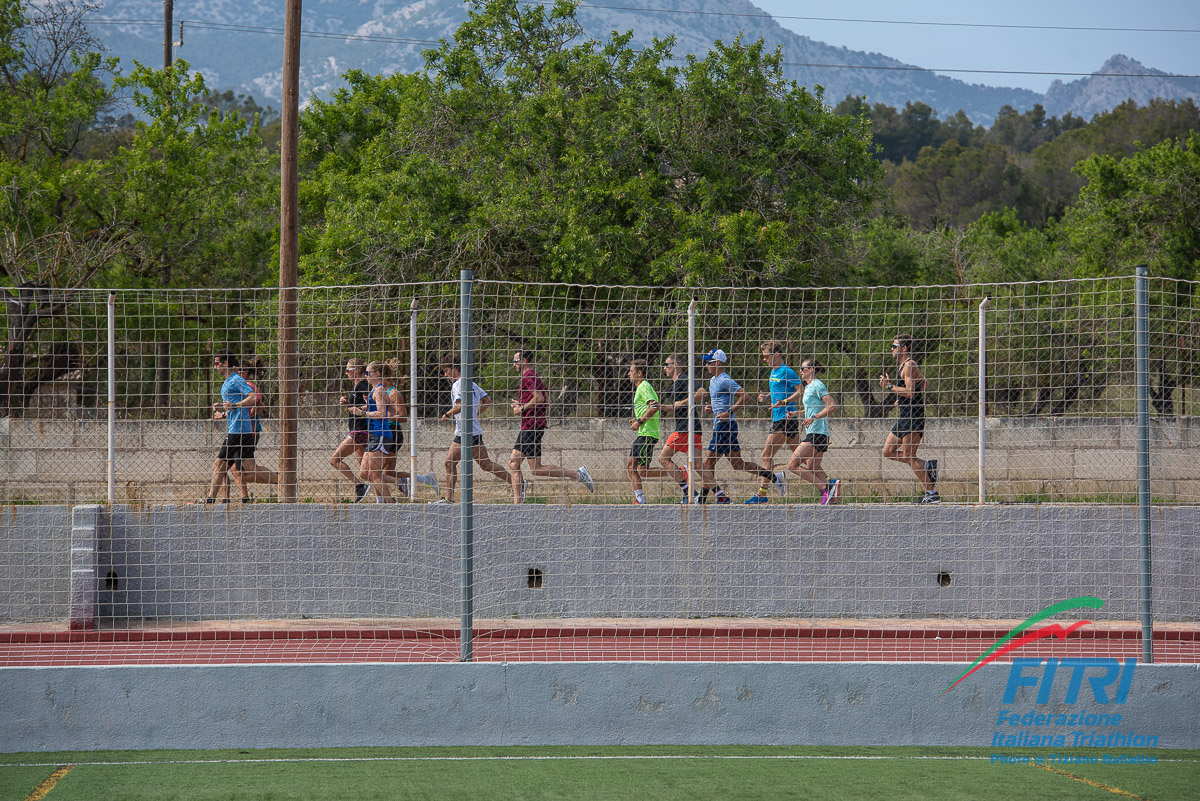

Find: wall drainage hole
<box><xmin>526</xmin><ymin>568</ymin><xmax>543</xmax><ymax>589</ymax></box>
<box><xmin>936</xmin><ymin>571</ymin><xmax>952</xmax><ymax>587</ymax></box>
<box><xmin>103</xmin><ymin>571</ymin><xmax>120</xmax><ymax>591</ymax></box>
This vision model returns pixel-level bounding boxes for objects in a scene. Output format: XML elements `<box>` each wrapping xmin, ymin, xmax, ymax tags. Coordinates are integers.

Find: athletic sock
<box><xmin>699</xmin><ymin>487</ymin><xmax>711</xmax><ymax>499</ymax></box>
<box><xmin>758</xmin><ymin>470</ymin><xmax>774</xmax><ymax>481</ymax></box>
<box><xmin>714</xmin><ymin>486</ymin><xmax>727</xmax><ymax>499</ymax></box>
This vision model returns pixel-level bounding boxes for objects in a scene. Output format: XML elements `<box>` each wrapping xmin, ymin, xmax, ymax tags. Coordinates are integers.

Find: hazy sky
<box><xmin>750</xmin><ymin>0</ymin><xmax>1200</xmax><ymax>94</ymax></box>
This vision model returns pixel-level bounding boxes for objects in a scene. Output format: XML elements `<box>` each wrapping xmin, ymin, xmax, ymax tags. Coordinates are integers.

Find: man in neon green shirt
<box><xmin>627</xmin><ymin>358</ymin><xmax>672</xmax><ymax>504</ymax></box>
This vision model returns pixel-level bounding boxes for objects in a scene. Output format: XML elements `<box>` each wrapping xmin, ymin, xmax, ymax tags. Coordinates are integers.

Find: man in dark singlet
<box><xmin>880</xmin><ymin>334</ymin><xmax>939</xmax><ymax>503</ymax></box>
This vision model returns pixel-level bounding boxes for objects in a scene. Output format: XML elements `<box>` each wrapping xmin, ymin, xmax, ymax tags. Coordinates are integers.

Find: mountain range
<box><xmin>90</xmin><ymin>0</ymin><xmax>1198</xmax><ymax>126</ymax></box>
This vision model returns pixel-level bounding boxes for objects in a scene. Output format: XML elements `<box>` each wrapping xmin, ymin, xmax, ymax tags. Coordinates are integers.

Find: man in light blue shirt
<box><xmin>198</xmin><ymin>353</ymin><xmax>257</xmax><ymax>503</ymax></box>
<box><xmin>693</xmin><ymin>348</ymin><xmax>776</xmax><ymax>504</ymax></box>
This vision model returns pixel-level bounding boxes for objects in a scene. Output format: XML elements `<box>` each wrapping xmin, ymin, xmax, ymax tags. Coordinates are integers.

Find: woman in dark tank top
<box><xmin>879</xmin><ymin>335</ymin><xmax>939</xmax><ymax>504</ymax></box>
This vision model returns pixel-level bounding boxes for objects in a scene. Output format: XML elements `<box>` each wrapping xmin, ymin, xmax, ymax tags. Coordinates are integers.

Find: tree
<box><xmin>1065</xmin><ymin>133</ymin><xmax>1200</xmax><ymax>281</ymax></box>
<box><xmin>887</xmin><ymin>140</ymin><xmax>1030</xmax><ymax>229</ymax></box>
<box><xmin>1063</xmin><ymin>134</ymin><xmax>1200</xmax><ymax>414</ymax></box>
<box><xmin>0</xmin><ymin>0</ymin><xmax>120</xmax><ymax>416</ymax></box>
<box><xmin>1027</xmin><ymin>99</ymin><xmax>1198</xmax><ymax>224</ymax></box>
<box><xmin>76</xmin><ymin>59</ymin><xmax>277</xmax><ymax>289</ymax></box>
<box><xmin>298</xmin><ymin>0</ymin><xmax>882</xmax><ymax>288</ymax></box>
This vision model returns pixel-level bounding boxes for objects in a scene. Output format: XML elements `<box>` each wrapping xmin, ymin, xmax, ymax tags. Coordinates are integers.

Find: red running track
<box><xmin>2</xmin><ymin>626</ymin><xmax>1197</xmax><ymax>667</ymax></box>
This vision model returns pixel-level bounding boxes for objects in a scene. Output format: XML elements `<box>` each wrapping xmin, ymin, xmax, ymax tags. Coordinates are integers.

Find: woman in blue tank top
<box><xmin>351</xmin><ymin>361</ymin><xmax>398</xmax><ymax>502</ymax></box>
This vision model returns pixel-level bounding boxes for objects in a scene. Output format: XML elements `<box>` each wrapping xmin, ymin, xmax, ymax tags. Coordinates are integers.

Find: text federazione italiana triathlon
<box><xmin>991</xmin><ymin>709</ymin><xmax>1158</xmax><ymax>748</ymax></box>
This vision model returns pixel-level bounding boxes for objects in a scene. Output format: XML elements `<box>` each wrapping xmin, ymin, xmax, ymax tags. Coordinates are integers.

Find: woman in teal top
<box><xmin>775</xmin><ymin>359</ymin><xmax>841</xmax><ymax>505</ymax></box>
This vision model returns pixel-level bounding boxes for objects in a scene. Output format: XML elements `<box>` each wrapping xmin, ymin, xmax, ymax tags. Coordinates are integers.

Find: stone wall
<box><xmin>2</xmin><ymin>505</ymin><xmax>1197</xmax><ymax>624</ymax></box>
<box><xmin>2</xmin><ymin>416</ymin><xmax>1199</xmax><ymax>505</ymax></box>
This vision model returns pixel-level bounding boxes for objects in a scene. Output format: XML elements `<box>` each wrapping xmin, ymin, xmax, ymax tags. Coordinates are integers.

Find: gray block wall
<box><xmin>0</xmin><ymin>506</ymin><xmax>71</xmax><ymax>623</ymax></box>
<box><xmin>3</xmin><ymin>504</ymin><xmax>1196</xmax><ymax>624</ymax></box>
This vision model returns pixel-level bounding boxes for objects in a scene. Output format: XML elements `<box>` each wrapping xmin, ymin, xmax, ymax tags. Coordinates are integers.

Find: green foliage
<box><xmin>1064</xmin><ymin>133</ymin><xmax>1200</xmax><ymax>282</ymax></box>
<box><xmin>860</xmin><ymin>96</ymin><xmax>1195</xmax><ymax>234</ymax></box>
<box><xmin>887</xmin><ymin>141</ymin><xmax>1031</xmax><ymax>229</ymax></box>
<box><xmin>0</xmin><ymin>0</ymin><xmax>121</xmax><ymax>290</ymax></box>
<box><xmin>1026</xmin><ymin>99</ymin><xmax>1199</xmax><ymax>223</ymax></box>
<box><xmin>299</xmin><ymin>0</ymin><xmax>882</xmax><ymax>287</ymax></box>
<box><xmin>75</xmin><ymin>59</ymin><xmax>278</xmax><ymax>289</ymax></box>
<box><xmin>0</xmin><ymin>0</ymin><xmax>116</xmax><ymax>165</ymax></box>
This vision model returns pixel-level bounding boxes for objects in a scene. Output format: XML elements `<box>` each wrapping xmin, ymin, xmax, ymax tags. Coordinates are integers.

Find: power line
<box><xmin>88</xmin><ymin>17</ymin><xmax>443</xmax><ymax>47</ymax></box>
<box><xmin>87</xmin><ymin>16</ymin><xmax>1200</xmax><ymax>80</ymax></box>
<box><xmin>769</xmin><ymin>62</ymin><xmax>1198</xmax><ymax>80</ymax></box>
<box><xmin>535</xmin><ymin>1</ymin><xmax>1200</xmax><ymax>35</ymax></box>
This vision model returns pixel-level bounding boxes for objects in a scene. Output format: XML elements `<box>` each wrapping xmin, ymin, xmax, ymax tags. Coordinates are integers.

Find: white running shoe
<box><xmin>520</xmin><ymin>479</ymin><xmax>529</xmax><ymax>503</ymax></box>
<box><xmin>418</xmin><ymin>473</ymin><xmax>440</xmax><ymax>495</ymax></box>
<box><xmin>577</xmin><ymin>465</ymin><xmax>596</xmax><ymax>493</ymax></box>
<box><xmin>773</xmin><ymin>471</ymin><xmax>786</xmax><ymax>496</ymax></box>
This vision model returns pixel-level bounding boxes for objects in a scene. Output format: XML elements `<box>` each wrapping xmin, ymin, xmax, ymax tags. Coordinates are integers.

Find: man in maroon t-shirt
<box><xmin>508</xmin><ymin>349</ymin><xmax>596</xmax><ymax>503</ymax></box>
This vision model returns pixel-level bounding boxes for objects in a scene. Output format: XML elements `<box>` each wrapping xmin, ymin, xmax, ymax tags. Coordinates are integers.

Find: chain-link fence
<box><xmin>1</xmin><ymin>275</ymin><xmax>1197</xmax><ymax>649</ymax></box>
<box><xmin>1</xmin><ymin>276</ymin><xmax>1197</xmax><ymax>505</ymax></box>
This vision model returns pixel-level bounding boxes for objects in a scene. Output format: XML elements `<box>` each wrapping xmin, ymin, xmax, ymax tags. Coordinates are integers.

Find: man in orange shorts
<box><xmin>656</xmin><ymin>354</ymin><xmax>703</xmax><ymax>503</ymax></box>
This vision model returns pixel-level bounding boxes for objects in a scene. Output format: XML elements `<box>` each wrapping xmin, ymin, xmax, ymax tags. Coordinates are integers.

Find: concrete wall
<box><xmin>3</xmin><ymin>416</ymin><xmax>1200</xmax><ymax>505</ymax></box>
<box><xmin>3</xmin><ymin>505</ymin><xmax>1198</xmax><ymax>624</ymax></box>
<box><xmin>3</xmin><ymin>661</ymin><xmax>1198</xmax><ymax>751</ymax></box>
<box><xmin>0</xmin><ymin>506</ymin><xmax>71</xmax><ymax>623</ymax></box>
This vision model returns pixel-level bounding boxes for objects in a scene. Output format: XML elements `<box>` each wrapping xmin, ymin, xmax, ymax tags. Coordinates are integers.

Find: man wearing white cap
<box><xmin>693</xmin><ymin>348</ymin><xmax>775</xmax><ymax>503</ymax></box>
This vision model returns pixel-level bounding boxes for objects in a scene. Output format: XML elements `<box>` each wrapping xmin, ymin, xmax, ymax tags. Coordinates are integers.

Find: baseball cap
<box><xmin>702</xmin><ymin>348</ymin><xmax>728</xmax><ymax>364</ymax></box>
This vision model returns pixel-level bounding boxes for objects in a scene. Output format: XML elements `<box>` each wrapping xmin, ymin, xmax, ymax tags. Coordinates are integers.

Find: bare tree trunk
<box><xmin>1</xmin><ymin>284</ymin><xmax>66</xmax><ymax>417</ymax></box>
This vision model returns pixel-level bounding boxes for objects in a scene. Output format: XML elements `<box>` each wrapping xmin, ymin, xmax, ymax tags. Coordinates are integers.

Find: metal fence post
<box><xmin>978</xmin><ymin>296</ymin><xmax>989</xmax><ymax>505</ymax></box>
<box><xmin>1134</xmin><ymin>266</ymin><xmax>1153</xmax><ymax>663</ymax></box>
<box><xmin>107</xmin><ymin>291</ymin><xmax>116</xmax><ymax>506</ymax></box>
<box><xmin>409</xmin><ymin>299</ymin><xmax>419</xmax><ymax>502</ymax></box>
<box><xmin>459</xmin><ymin>271</ymin><xmax>474</xmax><ymax>662</ymax></box>
<box><xmin>687</xmin><ymin>299</ymin><xmax>697</xmax><ymax>502</ymax></box>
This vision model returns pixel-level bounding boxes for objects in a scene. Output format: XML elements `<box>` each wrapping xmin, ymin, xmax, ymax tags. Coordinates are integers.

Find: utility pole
<box><xmin>157</xmin><ymin>0</ymin><xmax>172</xmax><ymax>415</ymax></box>
<box><xmin>163</xmin><ymin>0</ymin><xmax>172</xmax><ymax>68</ymax></box>
<box><xmin>278</xmin><ymin>0</ymin><xmax>302</xmax><ymax>503</ymax></box>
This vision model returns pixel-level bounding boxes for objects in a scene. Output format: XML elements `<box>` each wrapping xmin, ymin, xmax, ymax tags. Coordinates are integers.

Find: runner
<box><xmin>437</xmin><ymin>357</ymin><xmax>511</xmax><ymax>503</ymax></box>
<box><xmin>198</xmin><ymin>353</ymin><xmax>254</xmax><ymax>504</ymax></box>
<box><xmin>625</xmin><ymin>359</ymin><xmax>673</xmax><ymax>505</ymax></box>
<box><xmin>330</xmin><ymin>358</ymin><xmax>370</xmax><ymax>502</ymax></box>
<box><xmin>880</xmin><ymin>334</ymin><xmax>939</xmax><ymax>503</ymax></box>
<box><xmin>655</xmin><ymin>354</ymin><xmax>700</xmax><ymax>504</ymax></box>
<box><xmin>507</xmin><ymin>349</ymin><xmax>595</xmax><ymax>503</ymax></box>
<box><xmin>230</xmin><ymin>356</ymin><xmax>278</xmax><ymax>496</ymax></box>
<box><xmin>745</xmin><ymin>340</ymin><xmax>794</xmax><ymax>504</ymax></box>
<box><xmin>693</xmin><ymin>348</ymin><xmax>776</xmax><ymax>503</ymax></box>
<box><xmin>777</xmin><ymin>359</ymin><xmax>840</xmax><ymax>504</ymax></box>
<box><xmin>350</xmin><ymin>361</ymin><xmax>400</xmax><ymax>503</ymax></box>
